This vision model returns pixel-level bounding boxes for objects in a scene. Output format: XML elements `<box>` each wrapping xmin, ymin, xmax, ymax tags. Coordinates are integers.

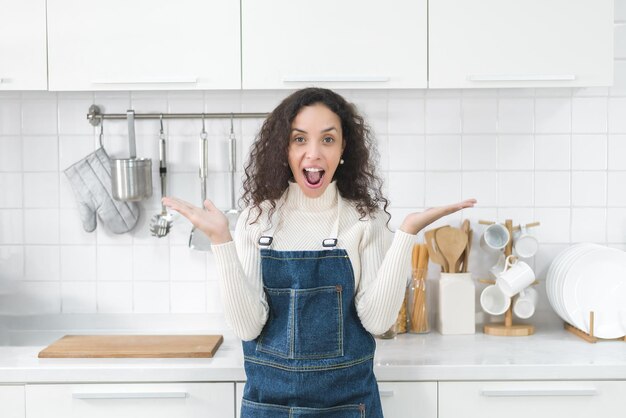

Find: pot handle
<box><xmin>127</xmin><ymin>109</ymin><xmax>136</xmax><ymax>159</ymax></box>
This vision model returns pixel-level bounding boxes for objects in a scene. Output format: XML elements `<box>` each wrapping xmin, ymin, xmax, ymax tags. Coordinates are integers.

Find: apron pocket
<box><xmin>256</xmin><ymin>285</ymin><xmax>344</xmax><ymax>359</ymax></box>
<box><xmin>241</xmin><ymin>398</ymin><xmax>290</xmax><ymax>418</ymax></box>
<box><xmin>241</xmin><ymin>399</ymin><xmax>365</xmax><ymax>418</ymax></box>
<box><xmin>292</xmin><ymin>403</ymin><xmax>366</xmax><ymax>417</ymax></box>
<box><xmin>293</xmin><ymin>285</ymin><xmax>343</xmax><ymax>359</ymax></box>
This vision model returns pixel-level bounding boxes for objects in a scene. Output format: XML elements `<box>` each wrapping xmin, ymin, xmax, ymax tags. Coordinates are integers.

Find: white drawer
<box><xmin>378</xmin><ymin>382</ymin><xmax>437</xmax><ymax>418</ymax></box>
<box><xmin>0</xmin><ymin>385</ymin><xmax>25</xmax><ymax>418</ymax></box>
<box><xmin>440</xmin><ymin>380</ymin><xmax>626</xmax><ymax>418</ymax></box>
<box><xmin>25</xmin><ymin>382</ymin><xmax>234</xmax><ymax>418</ymax></box>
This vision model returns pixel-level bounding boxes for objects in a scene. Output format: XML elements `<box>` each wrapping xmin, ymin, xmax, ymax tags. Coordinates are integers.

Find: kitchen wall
<box><xmin>0</xmin><ymin>8</ymin><xmax>625</xmax><ymax>332</ymax></box>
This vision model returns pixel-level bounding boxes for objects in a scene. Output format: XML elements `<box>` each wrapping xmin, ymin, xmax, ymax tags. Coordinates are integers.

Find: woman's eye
<box><xmin>323</xmin><ymin>136</ymin><xmax>334</xmax><ymax>143</ymax></box>
<box><xmin>293</xmin><ymin>136</ymin><xmax>305</xmax><ymax>143</ymax></box>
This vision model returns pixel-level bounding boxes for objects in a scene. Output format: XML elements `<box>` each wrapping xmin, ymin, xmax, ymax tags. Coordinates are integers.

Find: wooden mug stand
<box><xmin>564</xmin><ymin>311</ymin><xmax>626</xmax><ymax>343</ymax></box>
<box><xmin>479</xmin><ymin>219</ymin><xmax>540</xmax><ymax>337</ymax></box>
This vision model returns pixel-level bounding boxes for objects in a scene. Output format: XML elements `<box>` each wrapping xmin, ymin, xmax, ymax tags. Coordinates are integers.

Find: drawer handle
<box><xmin>480</xmin><ymin>388</ymin><xmax>598</xmax><ymax>397</ymax></box>
<box><xmin>282</xmin><ymin>75</ymin><xmax>390</xmax><ymax>82</ymax></box>
<box><xmin>378</xmin><ymin>390</ymin><xmax>395</xmax><ymax>397</ymax></box>
<box><xmin>72</xmin><ymin>391</ymin><xmax>188</xmax><ymax>399</ymax></box>
<box><xmin>92</xmin><ymin>77</ymin><xmax>198</xmax><ymax>85</ymax></box>
<box><xmin>467</xmin><ymin>74</ymin><xmax>576</xmax><ymax>82</ymax></box>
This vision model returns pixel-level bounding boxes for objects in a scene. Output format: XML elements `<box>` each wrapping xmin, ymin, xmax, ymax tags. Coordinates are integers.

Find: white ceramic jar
<box><xmin>437</xmin><ymin>272</ymin><xmax>475</xmax><ymax>334</ymax></box>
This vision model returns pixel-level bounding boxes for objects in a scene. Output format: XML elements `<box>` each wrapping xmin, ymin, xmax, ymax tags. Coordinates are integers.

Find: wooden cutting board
<box><xmin>38</xmin><ymin>335</ymin><xmax>223</xmax><ymax>358</ymax></box>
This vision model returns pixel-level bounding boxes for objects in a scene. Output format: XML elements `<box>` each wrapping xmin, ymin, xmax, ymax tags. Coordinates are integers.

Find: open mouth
<box><xmin>303</xmin><ymin>168</ymin><xmax>325</xmax><ymax>188</ymax></box>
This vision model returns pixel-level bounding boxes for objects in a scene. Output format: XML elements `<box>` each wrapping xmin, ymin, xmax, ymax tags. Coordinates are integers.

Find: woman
<box><xmin>163</xmin><ymin>88</ymin><xmax>475</xmax><ymax>417</ymax></box>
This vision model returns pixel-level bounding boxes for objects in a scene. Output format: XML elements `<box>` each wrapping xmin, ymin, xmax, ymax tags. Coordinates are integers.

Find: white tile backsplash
<box><xmin>571</xmin><ymin>171</ymin><xmax>607</xmax><ymax>206</ymax></box>
<box><xmin>571</xmin><ymin>134</ymin><xmax>608</xmax><ymax>169</ymax></box>
<box><xmin>2</xmin><ymin>55</ymin><xmax>626</xmax><ymax>322</ymax></box>
<box><xmin>535</xmin><ymin>97</ymin><xmax>571</xmax><ymax>133</ymax></box>
<box><xmin>60</xmin><ymin>246</ymin><xmax>97</xmax><ymax>282</ymax></box>
<box><xmin>534</xmin><ymin>135</ymin><xmax>570</xmax><ymax>170</ymax></box>
<box><xmin>608</xmin><ymin>97</ymin><xmax>626</xmax><ymax>133</ymax></box>
<box><xmin>497</xmin><ymin>135</ymin><xmax>534</xmax><ymax>170</ymax></box>
<box><xmin>22</xmin><ymin>136</ymin><xmax>59</xmax><ymax>171</ymax></box>
<box><xmin>498</xmin><ymin>98</ymin><xmax>534</xmax><ymax>133</ymax></box>
<box><xmin>425</xmin><ymin>99</ymin><xmax>461</xmax><ymax>134</ymax></box>
<box><xmin>462</xmin><ymin>98</ymin><xmax>498</xmax><ymax>133</ymax></box>
<box><xmin>572</xmin><ymin>97</ymin><xmax>608</xmax><ymax>133</ymax></box>
<box><xmin>461</xmin><ymin>135</ymin><xmax>497</xmax><ymax>170</ymax></box>
<box><xmin>425</xmin><ymin>135</ymin><xmax>461</xmax><ymax>170</ymax></box>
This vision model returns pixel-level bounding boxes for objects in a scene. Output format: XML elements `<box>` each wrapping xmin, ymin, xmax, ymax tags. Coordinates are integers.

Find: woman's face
<box><xmin>288</xmin><ymin>103</ymin><xmax>344</xmax><ymax>198</ymax></box>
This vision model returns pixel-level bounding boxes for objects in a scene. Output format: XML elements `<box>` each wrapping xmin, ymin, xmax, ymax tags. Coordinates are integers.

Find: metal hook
<box><xmin>230</xmin><ymin>113</ymin><xmax>234</xmax><ymax>135</ymax></box>
<box><xmin>159</xmin><ymin>113</ymin><xmax>164</xmax><ymax>136</ymax></box>
<box><xmin>201</xmin><ymin>113</ymin><xmax>206</xmax><ymax>135</ymax></box>
<box><xmin>98</xmin><ymin>119</ymin><xmax>104</xmax><ymax>149</ymax></box>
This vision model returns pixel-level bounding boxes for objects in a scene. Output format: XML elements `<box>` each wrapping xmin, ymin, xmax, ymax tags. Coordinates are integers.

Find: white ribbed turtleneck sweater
<box><xmin>212</xmin><ymin>181</ymin><xmax>415</xmax><ymax>341</ymax></box>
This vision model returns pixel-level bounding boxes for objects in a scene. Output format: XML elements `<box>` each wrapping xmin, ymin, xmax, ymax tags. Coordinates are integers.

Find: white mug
<box><xmin>489</xmin><ymin>253</ymin><xmax>506</xmax><ymax>279</ymax></box>
<box><xmin>513</xmin><ymin>287</ymin><xmax>538</xmax><ymax>319</ymax></box>
<box><xmin>495</xmin><ymin>255</ymin><xmax>535</xmax><ymax>297</ymax></box>
<box><xmin>480</xmin><ymin>284</ymin><xmax>511</xmax><ymax>316</ymax></box>
<box><xmin>513</xmin><ymin>226</ymin><xmax>539</xmax><ymax>258</ymax></box>
<box><xmin>480</xmin><ymin>223</ymin><xmax>510</xmax><ymax>253</ymax></box>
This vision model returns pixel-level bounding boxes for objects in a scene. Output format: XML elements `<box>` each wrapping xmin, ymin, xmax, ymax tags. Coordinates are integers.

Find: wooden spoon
<box><xmin>455</xmin><ymin>220</ymin><xmax>471</xmax><ymax>272</ymax></box>
<box><xmin>435</xmin><ymin>226</ymin><xmax>468</xmax><ymax>274</ymax></box>
<box><xmin>425</xmin><ymin>227</ymin><xmax>448</xmax><ymax>272</ymax></box>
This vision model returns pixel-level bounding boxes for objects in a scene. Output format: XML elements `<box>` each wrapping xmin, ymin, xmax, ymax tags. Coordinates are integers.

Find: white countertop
<box><xmin>1</xmin><ymin>323</ymin><xmax>625</xmax><ymax>384</ymax></box>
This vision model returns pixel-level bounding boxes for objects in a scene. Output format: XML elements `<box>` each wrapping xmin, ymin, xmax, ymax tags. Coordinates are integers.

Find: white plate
<box><xmin>547</xmin><ymin>244</ymin><xmax>600</xmax><ymax>323</ymax></box>
<box><xmin>562</xmin><ymin>247</ymin><xmax>626</xmax><ymax>338</ymax></box>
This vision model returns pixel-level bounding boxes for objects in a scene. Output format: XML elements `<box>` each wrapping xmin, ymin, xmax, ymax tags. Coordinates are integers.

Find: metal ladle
<box><xmin>224</xmin><ymin>114</ymin><xmax>240</xmax><ymax>230</ymax></box>
<box><xmin>189</xmin><ymin>114</ymin><xmax>212</xmax><ymax>251</ymax></box>
<box><xmin>150</xmin><ymin>115</ymin><xmax>173</xmax><ymax>238</ymax></box>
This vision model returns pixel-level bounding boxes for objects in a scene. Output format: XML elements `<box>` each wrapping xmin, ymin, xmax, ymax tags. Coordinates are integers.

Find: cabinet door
<box><xmin>378</xmin><ymin>382</ymin><xmax>437</xmax><ymax>418</ymax></box>
<box><xmin>439</xmin><ymin>380</ymin><xmax>626</xmax><ymax>418</ymax></box>
<box><xmin>242</xmin><ymin>0</ymin><xmax>427</xmax><ymax>89</ymax></box>
<box><xmin>25</xmin><ymin>382</ymin><xmax>235</xmax><ymax>418</ymax></box>
<box><xmin>429</xmin><ymin>0</ymin><xmax>613</xmax><ymax>88</ymax></box>
<box><xmin>0</xmin><ymin>385</ymin><xmax>25</xmax><ymax>418</ymax></box>
<box><xmin>0</xmin><ymin>0</ymin><xmax>47</xmax><ymax>90</ymax></box>
<box><xmin>235</xmin><ymin>382</ymin><xmax>244</xmax><ymax>417</ymax></box>
<box><xmin>47</xmin><ymin>0</ymin><xmax>240</xmax><ymax>91</ymax></box>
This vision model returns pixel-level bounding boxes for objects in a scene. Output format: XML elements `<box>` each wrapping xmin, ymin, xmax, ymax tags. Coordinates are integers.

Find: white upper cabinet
<box><xmin>47</xmin><ymin>0</ymin><xmax>240</xmax><ymax>91</ymax></box>
<box><xmin>241</xmin><ymin>0</ymin><xmax>428</xmax><ymax>90</ymax></box>
<box><xmin>429</xmin><ymin>0</ymin><xmax>614</xmax><ymax>88</ymax></box>
<box><xmin>0</xmin><ymin>0</ymin><xmax>47</xmax><ymax>90</ymax></box>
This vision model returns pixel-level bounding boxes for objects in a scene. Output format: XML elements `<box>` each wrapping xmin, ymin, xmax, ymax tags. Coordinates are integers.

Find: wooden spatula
<box><xmin>436</xmin><ymin>226</ymin><xmax>468</xmax><ymax>273</ymax></box>
<box><xmin>425</xmin><ymin>227</ymin><xmax>448</xmax><ymax>272</ymax></box>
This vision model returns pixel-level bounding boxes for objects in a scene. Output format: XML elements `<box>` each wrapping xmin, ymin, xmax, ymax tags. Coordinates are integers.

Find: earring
<box><xmin>339</xmin><ymin>159</ymin><xmax>344</xmax><ymax>165</ymax></box>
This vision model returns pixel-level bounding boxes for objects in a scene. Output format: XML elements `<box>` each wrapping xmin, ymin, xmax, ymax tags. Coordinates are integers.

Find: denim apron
<box><xmin>240</xmin><ymin>195</ymin><xmax>384</xmax><ymax>417</ymax></box>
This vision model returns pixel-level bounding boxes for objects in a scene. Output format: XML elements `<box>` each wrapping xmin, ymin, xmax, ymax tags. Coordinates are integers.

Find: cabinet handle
<box><xmin>282</xmin><ymin>75</ymin><xmax>390</xmax><ymax>82</ymax></box>
<box><xmin>378</xmin><ymin>390</ymin><xmax>395</xmax><ymax>397</ymax></box>
<box><xmin>92</xmin><ymin>77</ymin><xmax>198</xmax><ymax>85</ymax></box>
<box><xmin>480</xmin><ymin>388</ymin><xmax>597</xmax><ymax>397</ymax></box>
<box><xmin>467</xmin><ymin>74</ymin><xmax>576</xmax><ymax>81</ymax></box>
<box><xmin>72</xmin><ymin>391</ymin><xmax>188</xmax><ymax>399</ymax></box>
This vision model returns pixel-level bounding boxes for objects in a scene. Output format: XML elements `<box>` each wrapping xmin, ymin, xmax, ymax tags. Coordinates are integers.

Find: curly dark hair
<box><xmin>241</xmin><ymin>87</ymin><xmax>390</xmax><ymax>225</ymax></box>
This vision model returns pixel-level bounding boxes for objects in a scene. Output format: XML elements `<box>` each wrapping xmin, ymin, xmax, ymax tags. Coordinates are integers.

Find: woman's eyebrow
<box><xmin>291</xmin><ymin>127</ymin><xmax>338</xmax><ymax>134</ymax></box>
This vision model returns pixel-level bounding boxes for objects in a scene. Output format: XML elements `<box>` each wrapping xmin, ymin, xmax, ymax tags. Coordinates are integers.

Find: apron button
<box><xmin>335</xmin><ymin>285</ymin><xmax>342</xmax><ymax>292</ymax></box>
<box><xmin>358</xmin><ymin>403</ymin><xmax>365</xmax><ymax>412</ymax></box>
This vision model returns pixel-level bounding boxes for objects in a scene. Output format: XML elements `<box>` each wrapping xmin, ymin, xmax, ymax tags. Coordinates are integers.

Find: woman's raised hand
<box><xmin>400</xmin><ymin>199</ymin><xmax>477</xmax><ymax>235</ymax></box>
<box><xmin>162</xmin><ymin>197</ymin><xmax>233</xmax><ymax>245</ymax></box>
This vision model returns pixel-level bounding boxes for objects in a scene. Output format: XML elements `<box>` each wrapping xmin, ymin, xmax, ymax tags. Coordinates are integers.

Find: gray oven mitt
<box><xmin>64</xmin><ymin>147</ymin><xmax>140</xmax><ymax>234</ymax></box>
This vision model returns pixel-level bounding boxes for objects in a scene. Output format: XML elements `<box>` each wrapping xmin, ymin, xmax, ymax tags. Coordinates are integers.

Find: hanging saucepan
<box><xmin>111</xmin><ymin>110</ymin><xmax>153</xmax><ymax>201</ymax></box>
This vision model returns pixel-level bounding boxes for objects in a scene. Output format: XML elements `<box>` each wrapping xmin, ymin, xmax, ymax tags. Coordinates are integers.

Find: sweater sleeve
<box><xmin>355</xmin><ymin>213</ymin><xmax>415</xmax><ymax>335</ymax></box>
<box><xmin>211</xmin><ymin>207</ymin><xmax>269</xmax><ymax>341</ymax></box>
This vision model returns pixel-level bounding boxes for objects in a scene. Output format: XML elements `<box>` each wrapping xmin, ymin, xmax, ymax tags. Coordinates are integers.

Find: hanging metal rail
<box><xmin>87</xmin><ymin>105</ymin><xmax>269</xmax><ymax>126</ymax></box>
